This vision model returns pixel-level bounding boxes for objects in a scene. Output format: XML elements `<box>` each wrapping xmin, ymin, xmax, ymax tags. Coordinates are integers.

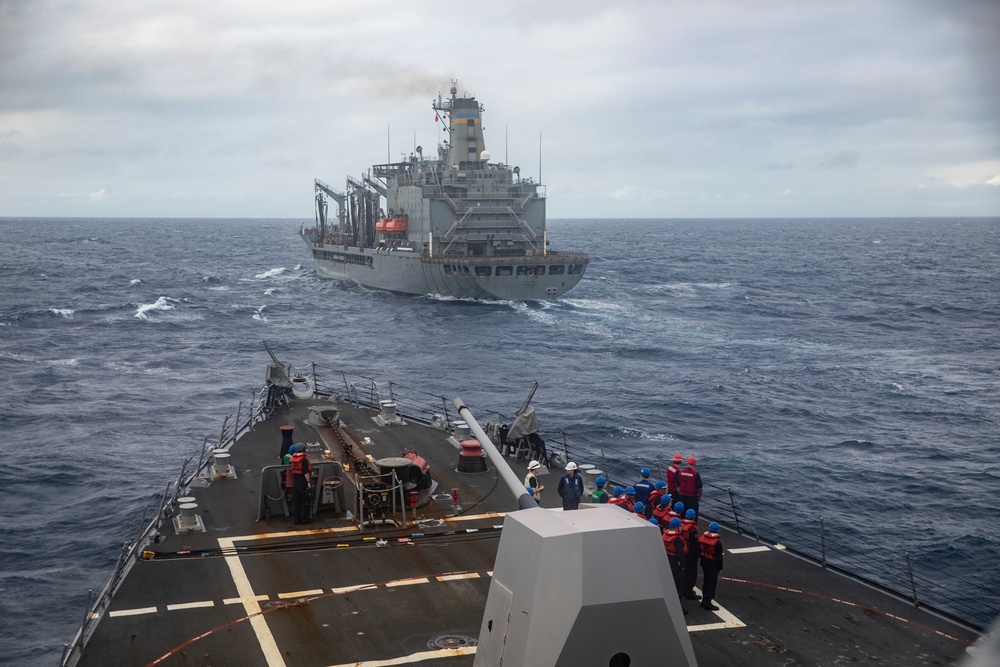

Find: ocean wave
<box><xmin>130</xmin><ymin>278</ymin><xmax>142</xmax><ymax>285</ymax></box>
<box><xmin>133</xmin><ymin>296</ymin><xmax>177</xmax><ymax>320</ymax></box>
<box><xmin>255</xmin><ymin>267</ymin><xmax>287</xmax><ymax>279</ymax></box>
<box><xmin>50</xmin><ymin>308</ymin><xmax>74</xmax><ymax>318</ymax></box>
<box><xmin>253</xmin><ymin>305</ymin><xmax>268</xmax><ymax>322</ymax></box>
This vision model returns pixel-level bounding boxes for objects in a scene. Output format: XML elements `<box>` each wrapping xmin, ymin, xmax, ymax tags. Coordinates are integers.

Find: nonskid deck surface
<box><xmin>78</xmin><ymin>399</ymin><xmax>980</xmax><ymax>666</ymax></box>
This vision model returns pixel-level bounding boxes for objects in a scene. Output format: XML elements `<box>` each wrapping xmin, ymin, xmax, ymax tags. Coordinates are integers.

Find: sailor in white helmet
<box><xmin>557</xmin><ymin>461</ymin><xmax>585</xmax><ymax>510</ymax></box>
<box><xmin>523</xmin><ymin>460</ymin><xmax>545</xmax><ymax>502</ymax></box>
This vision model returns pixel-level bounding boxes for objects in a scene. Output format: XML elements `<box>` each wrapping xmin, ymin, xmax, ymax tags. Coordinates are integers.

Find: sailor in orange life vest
<box><xmin>662</xmin><ymin>517</ymin><xmax>687</xmax><ymax>599</ymax></box>
<box><xmin>699</xmin><ymin>522</ymin><xmax>725</xmax><ymax>610</ymax></box>
<box><xmin>680</xmin><ymin>509</ymin><xmax>701</xmax><ymax>601</ymax></box>
<box><xmin>677</xmin><ymin>456</ymin><xmax>703</xmax><ymax>519</ymax></box>
<box><xmin>289</xmin><ymin>447</ymin><xmax>314</xmax><ymax>525</ymax></box>
<box><xmin>666</xmin><ymin>453</ymin><xmax>683</xmax><ymax>504</ymax></box>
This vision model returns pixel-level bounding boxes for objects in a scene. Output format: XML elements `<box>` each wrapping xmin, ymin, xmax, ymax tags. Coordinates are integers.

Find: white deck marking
<box><xmin>109</xmin><ymin>606</ymin><xmax>157</xmax><ymax>618</ymax></box>
<box><xmin>385</xmin><ymin>577</ymin><xmax>430</xmax><ymax>587</ymax></box>
<box><xmin>223</xmin><ymin>595</ymin><xmax>270</xmax><ymax>605</ymax></box>
<box><xmin>774</xmin><ymin>543</ymin><xmax>787</xmax><ymax>550</ymax></box>
<box><xmin>331</xmin><ymin>584</ymin><xmax>375</xmax><ymax>595</ymax></box>
<box><xmin>166</xmin><ymin>600</ymin><xmax>215</xmax><ymax>611</ymax></box>
<box><xmin>325</xmin><ymin>646</ymin><xmax>478</xmax><ymax>666</ymax></box>
<box><xmin>728</xmin><ymin>546</ymin><xmax>771</xmax><ymax>554</ymax></box>
<box><xmin>278</xmin><ymin>589</ymin><xmax>325</xmax><ymax>599</ymax></box>
<box><xmin>218</xmin><ymin>536</ymin><xmax>286</xmax><ymax>667</ymax></box>
<box><xmin>685</xmin><ymin>587</ymin><xmax>747</xmax><ymax>633</ymax></box>
<box><xmin>436</xmin><ymin>573</ymin><xmax>481</xmax><ymax>581</ymax></box>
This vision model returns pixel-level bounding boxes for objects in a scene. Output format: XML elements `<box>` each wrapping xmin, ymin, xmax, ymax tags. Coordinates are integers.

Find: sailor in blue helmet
<box><xmin>633</xmin><ymin>467</ymin><xmax>655</xmax><ymax>506</ymax></box>
<box><xmin>591</xmin><ymin>476</ymin><xmax>609</xmax><ymax>504</ymax></box>
<box><xmin>622</xmin><ymin>486</ymin><xmax>637</xmax><ymax>512</ymax></box>
<box><xmin>648</xmin><ymin>480</ymin><xmax>668</xmax><ymax>512</ymax></box>
<box><xmin>556</xmin><ymin>462</ymin><xmax>585</xmax><ymax>511</ymax></box>
<box><xmin>699</xmin><ymin>522</ymin><xmax>724</xmax><ymax>610</ymax></box>
<box><xmin>633</xmin><ymin>501</ymin><xmax>646</xmax><ymax>519</ymax></box>
<box><xmin>662</xmin><ymin>517</ymin><xmax>687</xmax><ymax>601</ymax></box>
<box><xmin>681</xmin><ymin>509</ymin><xmax>701</xmax><ymax>600</ymax></box>
<box><xmin>609</xmin><ymin>485</ymin><xmax>626</xmax><ymax>507</ymax></box>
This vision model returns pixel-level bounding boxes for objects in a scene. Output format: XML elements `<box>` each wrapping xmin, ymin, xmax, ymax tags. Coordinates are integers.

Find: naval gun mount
<box><xmin>455</xmin><ymin>398</ymin><xmax>698</xmax><ymax>667</ymax></box>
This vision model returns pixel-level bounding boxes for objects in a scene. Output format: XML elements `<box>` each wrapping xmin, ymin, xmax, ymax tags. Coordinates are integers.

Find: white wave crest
<box><xmin>50</xmin><ymin>308</ymin><xmax>75</xmax><ymax>318</ymax></box>
<box><xmin>129</xmin><ymin>279</ymin><xmax>142</xmax><ymax>286</ymax></box>
<box><xmin>134</xmin><ymin>296</ymin><xmax>177</xmax><ymax>320</ymax></box>
<box><xmin>264</xmin><ymin>288</ymin><xmax>276</xmax><ymax>296</ymax></box>
<box><xmin>255</xmin><ymin>267</ymin><xmax>286</xmax><ymax>279</ymax></box>
<box><xmin>253</xmin><ymin>305</ymin><xmax>268</xmax><ymax>322</ymax></box>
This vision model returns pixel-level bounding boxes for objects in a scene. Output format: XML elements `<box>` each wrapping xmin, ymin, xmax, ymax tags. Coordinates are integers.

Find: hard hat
<box><xmin>527</xmin><ymin>460</ymin><xmax>541</xmax><ymax>471</ymax></box>
<box><xmin>566</xmin><ymin>462</ymin><xmax>578</xmax><ymax>471</ymax></box>
<box><xmin>625</xmin><ymin>486</ymin><xmax>635</xmax><ymax>495</ymax></box>
<box><xmin>673</xmin><ymin>453</ymin><xmax>683</xmax><ymax>462</ymax></box>
<box><xmin>655</xmin><ymin>480</ymin><xmax>667</xmax><ymax>489</ymax></box>
<box><xmin>288</xmin><ymin>444</ymin><xmax>295</xmax><ymax>454</ymax></box>
<box><xmin>595</xmin><ymin>476</ymin><xmax>607</xmax><ymax>486</ymax></box>
<box><xmin>659</xmin><ymin>496</ymin><xmax>671</xmax><ymax>505</ymax></box>
<box><xmin>613</xmin><ymin>486</ymin><xmax>625</xmax><ymax>495</ymax></box>
<box><xmin>634</xmin><ymin>502</ymin><xmax>645</xmax><ymax>512</ymax></box>
<box><xmin>687</xmin><ymin>456</ymin><xmax>697</xmax><ymax>465</ymax></box>
<box><xmin>685</xmin><ymin>509</ymin><xmax>696</xmax><ymax>519</ymax></box>
<box><xmin>649</xmin><ymin>517</ymin><xmax>659</xmax><ymax>526</ymax></box>
<box><xmin>640</xmin><ymin>467</ymin><xmax>650</xmax><ymax>477</ymax></box>
<box><xmin>669</xmin><ymin>518</ymin><xmax>682</xmax><ymax>528</ymax></box>
<box><xmin>674</xmin><ymin>502</ymin><xmax>685</xmax><ymax>513</ymax></box>
<box><xmin>709</xmin><ymin>522</ymin><xmax>720</xmax><ymax>532</ymax></box>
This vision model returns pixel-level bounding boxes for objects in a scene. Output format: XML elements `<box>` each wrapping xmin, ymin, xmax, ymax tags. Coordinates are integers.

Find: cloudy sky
<box><xmin>1</xmin><ymin>0</ymin><xmax>998</xmax><ymax>219</ymax></box>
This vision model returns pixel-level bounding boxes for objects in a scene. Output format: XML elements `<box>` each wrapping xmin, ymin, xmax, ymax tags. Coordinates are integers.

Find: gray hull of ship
<box><xmin>309</xmin><ymin>246</ymin><xmax>584</xmax><ymax>301</ymax></box>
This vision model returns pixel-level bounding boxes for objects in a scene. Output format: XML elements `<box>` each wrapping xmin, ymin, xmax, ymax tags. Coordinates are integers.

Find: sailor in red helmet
<box><xmin>289</xmin><ymin>446</ymin><xmax>314</xmax><ymax>525</ymax></box>
<box><xmin>666</xmin><ymin>453</ymin><xmax>683</xmax><ymax>504</ymax></box>
<box><xmin>699</xmin><ymin>522</ymin><xmax>725</xmax><ymax>610</ymax></box>
<box><xmin>677</xmin><ymin>455</ymin><xmax>703</xmax><ymax>519</ymax></box>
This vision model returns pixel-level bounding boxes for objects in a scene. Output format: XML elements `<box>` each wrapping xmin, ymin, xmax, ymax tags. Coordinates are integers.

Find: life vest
<box><xmin>667</xmin><ymin>464</ymin><xmax>680</xmax><ymax>492</ymax></box>
<box><xmin>652</xmin><ymin>504</ymin><xmax>672</xmax><ymax>523</ymax></box>
<box><xmin>290</xmin><ymin>452</ymin><xmax>309</xmax><ymax>475</ymax></box>
<box><xmin>621</xmin><ymin>498</ymin><xmax>635</xmax><ymax>512</ymax></box>
<box><xmin>663</xmin><ymin>529</ymin><xmax>685</xmax><ymax>558</ymax></box>
<box><xmin>678</xmin><ymin>468</ymin><xmax>698</xmax><ymax>495</ymax></box>
<box><xmin>608</xmin><ymin>496</ymin><xmax>625</xmax><ymax>506</ymax></box>
<box><xmin>649</xmin><ymin>490</ymin><xmax>664</xmax><ymax>508</ymax></box>
<box><xmin>592</xmin><ymin>489</ymin><xmax>609</xmax><ymax>504</ymax></box>
<box><xmin>699</xmin><ymin>532</ymin><xmax>721</xmax><ymax>560</ymax></box>
<box><xmin>681</xmin><ymin>519</ymin><xmax>699</xmax><ymax>545</ymax></box>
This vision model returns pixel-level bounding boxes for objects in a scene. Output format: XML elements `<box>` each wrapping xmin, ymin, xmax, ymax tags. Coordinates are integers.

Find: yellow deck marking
<box><xmin>685</xmin><ymin>587</ymin><xmax>747</xmax><ymax>633</ymax></box>
<box><xmin>166</xmin><ymin>600</ymin><xmax>215</xmax><ymax>611</ymax></box>
<box><xmin>331</xmin><ymin>584</ymin><xmax>375</xmax><ymax>595</ymax></box>
<box><xmin>278</xmin><ymin>589</ymin><xmax>325</xmax><ymax>599</ymax></box>
<box><xmin>218</xmin><ymin>537</ymin><xmax>286</xmax><ymax>667</ymax></box>
<box><xmin>223</xmin><ymin>595</ymin><xmax>270</xmax><ymax>605</ymax></box>
<box><xmin>385</xmin><ymin>577</ymin><xmax>430</xmax><ymax>587</ymax></box>
<box><xmin>728</xmin><ymin>546</ymin><xmax>771</xmax><ymax>554</ymax></box>
<box><xmin>109</xmin><ymin>606</ymin><xmax>157</xmax><ymax>617</ymax></box>
<box><xmin>436</xmin><ymin>573</ymin><xmax>481</xmax><ymax>581</ymax></box>
<box><xmin>325</xmin><ymin>646</ymin><xmax>477</xmax><ymax>666</ymax></box>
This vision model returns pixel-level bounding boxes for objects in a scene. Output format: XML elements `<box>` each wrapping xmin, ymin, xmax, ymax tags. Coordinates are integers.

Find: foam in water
<box><xmin>134</xmin><ymin>296</ymin><xmax>176</xmax><ymax>320</ymax></box>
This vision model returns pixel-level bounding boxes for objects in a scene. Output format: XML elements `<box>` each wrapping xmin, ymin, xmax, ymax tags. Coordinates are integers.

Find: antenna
<box><xmin>505</xmin><ymin>125</ymin><xmax>508</xmax><ymax>165</ymax></box>
<box><xmin>539</xmin><ymin>132</ymin><xmax>542</xmax><ymax>185</ymax></box>
<box><xmin>387</xmin><ymin>124</ymin><xmax>390</xmax><ymax>163</ymax></box>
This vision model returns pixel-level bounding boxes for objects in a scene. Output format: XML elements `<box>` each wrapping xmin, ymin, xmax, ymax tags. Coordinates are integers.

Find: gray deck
<box><xmin>74</xmin><ymin>398</ymin><xmax>980</xmax><ymax>666</ymax></box>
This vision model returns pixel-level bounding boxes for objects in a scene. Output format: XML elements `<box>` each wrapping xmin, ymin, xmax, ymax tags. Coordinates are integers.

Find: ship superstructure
<box><xmin>302</xmin><ymin>82</ymin><xmax>588</xmax><ymax>300</ymax></box>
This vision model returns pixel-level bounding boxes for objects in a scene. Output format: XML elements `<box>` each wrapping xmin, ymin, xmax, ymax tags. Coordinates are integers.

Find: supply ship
<box><xmin>59</xmin><ymin>345</ymin><xmax>992</xmax><ymax>666</ymax></box>
<box><xmin>301</xmin><ymin>83</ymin><xmax>589</xmax><ymax>300</ymax></box>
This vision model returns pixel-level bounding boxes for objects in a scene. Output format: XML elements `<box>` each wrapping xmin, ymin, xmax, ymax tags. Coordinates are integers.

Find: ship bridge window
<box><xmin>496</xmin><ymin>266</ymin><xmax>513</xmax><ymax>277</ymax></box>
<box><xmin>548</xmin><ymin>264</ymin><xmax>565</xmax><ymax>275</ymax></box>
<box><xmin>475</xmin><ymin>266</ymin><xmax>493</xmax><ymax>277</ymax></box>
<box><xmin>568</xmin><ymin>264</ymin><xmax>584</xmax><ymax>275</ymax></box>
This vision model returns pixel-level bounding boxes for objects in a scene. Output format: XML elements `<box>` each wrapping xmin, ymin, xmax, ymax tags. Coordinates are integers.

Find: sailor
<box><xmin>633</xmin><ymin>501</ymin><xmax>646</xmax><ymax>519</ymax></box>
<box><xmin>591</xmin><ymin>476</ymin><xmax>609</xmax><ymax>503</ymax></box>
<box><xmin>289</xmin><ymin>447</ymin><xmax>314</xmax><ymax>525</ymax></box>
<box><xmin>666</xmin><ymin>453</ymin><xmax>683</xmax><ymax>504</ymax></box>
<box><xmin>663</xmin><ymin>517</ymin><xmax>687</xmax><ymax>597</ymax></box>
<box><xmin>523</xmin><ymin>460</ymin><xmax>544</xmax><ymax>502</ymax></box>
<box><xmin>670</xmin><ymin>501</ymin><xmax>685</xmax><ymax>524</ymax></box>
<box><xmin>677</xmin><ymin>456</ymin><xmax>703</xmax><ymax>519</ymax></box>
<box><xmin>622</xmin><ymin>486</ymin><xmax>637</xmax><ymax>512</ymax></box>
<box><xmin>282</xmin><ymin>443</ymin><xmax>296</xmax><ymax>465</ymax></box>
<box><xmin>681</xmin><ymin>509</ymin><xmax>701</xmax><ymax>600</ymax></box>
<box><xmin>648</xmin><ymin>480</ymin><xmax>667</xmax><ymax>513</ymax></box>
<box><xmin>608</xmin><ymin>486</ymin><xmax>627</xmax><ymax>507</ymax></box>
<box><xmin>556</xmin><ymin>462</ymin><xmax>585</xmax><ymax>511</ymax></box>
<box><xmin>652</xmin><ymin>496</ymin><xmax>673</xmax><ymax>529</ymax></box>
<box><xmin>633</xmin><ymin>468</ymin><xmax>655</xmax><ymax>506</ymax></box>
<box><xmin>699</xmin><ymin>522</ymin><xmax>725</xmax><ymax>611</ymax></box>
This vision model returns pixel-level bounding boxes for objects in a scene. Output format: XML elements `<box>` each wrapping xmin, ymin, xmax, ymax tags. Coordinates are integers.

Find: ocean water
<box><xmin>0</xmin><ymin>216</ymin><xmax>997</xmax><ymax>664</ymax></box>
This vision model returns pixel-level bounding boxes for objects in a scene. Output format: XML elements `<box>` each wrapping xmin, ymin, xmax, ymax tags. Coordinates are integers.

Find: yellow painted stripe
<box><xmin>385</xmin><ymin>577</ymin><xmax>430</xmax><ymax>587</ymax></box>
<box><xmin>326</xmin><ymin>646</ymin><xmax>477</xmax><ymax>666</ymax></box>
<box><xmin>278</xmin><ymin>589</ymin><xmax>324</xmax><ymax>599</ymax></box>
<box><xmin>218</xmin><ymin>537</ymin><xmax>286</xmax><ymax>667</ymax></box>
<box><xmin>436</xmin><ymin>573</ymin><xmax>480</xmax><ymax>582</ymax></box>
<box><xmin>166</xmin><ymin>600</ymin><xmax>215</xmax><ymax>611</ymax></box>
<box><xmin>109</xmin><ymin>606</ymin><xmax>157</xmax><ymax>617</ymax></box>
